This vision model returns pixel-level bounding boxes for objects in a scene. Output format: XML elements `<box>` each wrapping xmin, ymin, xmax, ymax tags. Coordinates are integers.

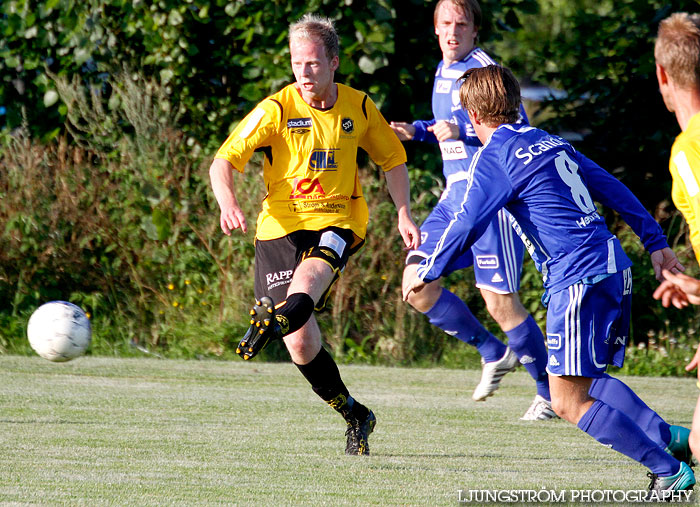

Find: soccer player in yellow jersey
<box><xmin>209</xmin><ymin>13</ymin><xmax>420</xmax><ymax>455</ymax></box>
<box><xmin>656</xmin><ymin>12</ymin><xmax>700</xmax><ymax>264</ymax></box>
<box><xmin>654</xmin><ymin>12</ymin><xmax>700</xmax><ymax>463</ymax></box>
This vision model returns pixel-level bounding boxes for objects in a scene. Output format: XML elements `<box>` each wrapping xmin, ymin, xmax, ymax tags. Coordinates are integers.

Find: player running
<box><xmin>403</xmin><ymin>65</ymin><xmax>695</xmax><ymax>497</ymax></box>
<box><xmin>209</xmin><ymin>14</ymin><xmax>420</xmax><ymax>456</ymax></box>
<box><xmin>391</xmin><ymin>0</ymin><xmax>552</xmax><ymax>419</ymax></box>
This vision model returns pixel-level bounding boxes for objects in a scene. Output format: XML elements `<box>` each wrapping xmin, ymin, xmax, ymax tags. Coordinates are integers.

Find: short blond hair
<box><xmin>289</xmin><ymin>13</ymin><xmax>339</xmax><ymax>61</ymax></box>
<box><xmin>459</xmin><ymin>65</ymin><xmax>521</xmax><ymax>126</ymax></box>
<box><xmin>655</xmin><ymin>12</ymin><xmax>700</xmax><ymax>89</ymax></box>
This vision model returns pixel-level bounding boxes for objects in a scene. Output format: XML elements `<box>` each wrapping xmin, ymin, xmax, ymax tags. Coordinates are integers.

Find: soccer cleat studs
<box><xmin>237</xmin><ymin>297</ymin><xmax>283</xmax><ymax>360</ymax></box>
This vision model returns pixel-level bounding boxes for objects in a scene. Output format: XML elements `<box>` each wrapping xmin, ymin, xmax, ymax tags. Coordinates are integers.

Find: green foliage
<box><xmin>0</xmin><ymin>72</ymin><xmax>255</xmax><ymax>359</ymax></box>
<box><xmin>2</xmin><ymin>0</ymin><xmax>700</xmax><ymax>376</ymax></box>
<box><xmin>488</xmin><ymin>0</ymin><xmax>700</xmax><ymax>211</ymax></box>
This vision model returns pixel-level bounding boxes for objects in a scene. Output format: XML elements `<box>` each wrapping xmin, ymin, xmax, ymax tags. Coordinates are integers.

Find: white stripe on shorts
<box><xmin>565</xmin><ymin>283</ymin><xmax>583</xmax><ymax>375</ymax></box>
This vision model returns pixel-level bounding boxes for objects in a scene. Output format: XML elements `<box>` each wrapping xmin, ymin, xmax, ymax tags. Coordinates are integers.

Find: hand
<box><xmin>402</xmin><ymin>265</ymin><xmax>426</xmax><ymax>301</ymax></box>
<box><xmin>427</xmin><ymin>120</ymin><xmax>460</xmax><ymax>142</ymax></box>
<box><xmin>397</xmin><ymin>213</ymin><xmax>421</xmax><ymax>250</ymax></box>
<box><xmin>220</xmin><ymin>205</ymin><xmax>247</xmax><ymax>235</ymax></box>
<box><xmin>653</xmin><ymin>269</ymin><xmax>700</xmax><ymax>308</ymax></box>
<box><xmin>390</xmin><ymin>121</ymin><xmax>416</xmax><ymax>141</ymax></box>
<box><xmin>649</xmin><ymin>247</ymin><xmax>684</xmax><ymax>281</ymax></box>
<box><xmin>653</xmin><ymin>279</ymin><xmax>690</xmax><ymax>309</ymax></box>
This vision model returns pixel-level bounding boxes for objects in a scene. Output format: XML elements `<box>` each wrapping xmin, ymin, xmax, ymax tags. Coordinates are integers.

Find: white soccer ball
<box><xmin>27</xmin><ymin>301</ymin><xmax>92</xmax><ymax>362</ymax></box>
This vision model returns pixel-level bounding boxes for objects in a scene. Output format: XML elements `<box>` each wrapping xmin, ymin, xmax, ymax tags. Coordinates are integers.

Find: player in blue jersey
<box><xmin>403</xmin><ymin>64</ymin><xmax>695</xmax><ymax>496</ymax></box>
<box><xmin>390</xmin><ymin>0</ymin><xmax>553</xmax><ymax>420</ymax></box>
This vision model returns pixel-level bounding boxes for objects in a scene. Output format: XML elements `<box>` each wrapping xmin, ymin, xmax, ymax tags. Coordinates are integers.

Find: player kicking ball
<box><xmin>402</xmin><ymin>64</ymin><xmax>695</xmax><ymax>496</ymax></box>
<box><xmin>209</xmin><ymin>14</ymin><xmax>420</xmax><ymax>456</ymax></box>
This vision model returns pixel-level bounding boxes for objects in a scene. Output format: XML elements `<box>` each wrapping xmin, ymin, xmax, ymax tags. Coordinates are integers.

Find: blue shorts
<box><xmin>545</xmin><ymin>268</ymin><xmax>632</xmax><ymax>378</ymax></box>
<box><xmin>406</xmin><ymin>202</ymin><xmax>524</xmax><ymax>294</ymax></box>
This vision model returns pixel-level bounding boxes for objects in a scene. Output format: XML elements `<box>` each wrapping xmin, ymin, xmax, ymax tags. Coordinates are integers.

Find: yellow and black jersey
<box><xmin>670</xmin><ymin>112</ymin><xmax>700</xmax><ymax>264</ymax></box>
<box><xmin>215</xmin><ymin>83</ymin><xmax>407</xmax><ymax>241</ymax></box>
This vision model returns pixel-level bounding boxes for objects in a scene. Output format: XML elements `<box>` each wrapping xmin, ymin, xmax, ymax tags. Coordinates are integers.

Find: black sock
<box><xmin>275</xmin><ymin>292</ymin><xmax>315</xmax><ymax>336</ymax></box>
<box><xmin>295</xmin><ymin>347</ymin><xmax>369</xmax><ymax>422</ymax></box>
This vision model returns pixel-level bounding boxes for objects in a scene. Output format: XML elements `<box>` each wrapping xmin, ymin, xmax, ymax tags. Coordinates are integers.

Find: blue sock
<box><xmin>577</xmin><ymin>400</ymin><xmax>679</xmax><ymax>476</ymax></box>
<box><xmin>589</xmin><ymin>374</ymin><xmax>671</xmax><ymax>448</ymax></box>
<box><xmin>424</xmin><ymin>289</ymin><xmax>506</xmax><ymax>362</ymax></box>
<box><xmin>505</xmin><ymin>315</ymin><xmax>550</xmax><ymax>400</ymax></box>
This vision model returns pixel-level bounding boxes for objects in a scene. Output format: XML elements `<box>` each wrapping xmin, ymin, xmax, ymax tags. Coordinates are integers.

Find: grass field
<box><xmin>0</xmin><ymin>356</ymin><xmax>696</xmax><ymax>505</ymax></box>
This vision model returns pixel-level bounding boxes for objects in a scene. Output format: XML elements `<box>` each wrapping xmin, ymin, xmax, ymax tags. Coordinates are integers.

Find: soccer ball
<box><xmin>27</xmin><ymin>301</ymin><xmax>92</xmax><ymax>362</ymax></box>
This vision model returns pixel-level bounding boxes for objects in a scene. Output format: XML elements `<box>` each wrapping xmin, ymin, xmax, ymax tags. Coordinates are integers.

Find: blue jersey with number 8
<box><xmin>416</xmin><ymin>124</ymin><xmax>668</xmax><ymax>294</ymax></box>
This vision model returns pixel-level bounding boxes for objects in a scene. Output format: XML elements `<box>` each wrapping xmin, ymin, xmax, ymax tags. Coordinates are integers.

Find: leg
<box><xmin>403</xmin><ymin>265</ymin><xmax>507</xmax><ymax>361</ymax></box>
<box><xmin>546</xmin><ymin>273</ymin><xmax>694</xmax><ymax>491</ymax></box>
<box><xmin>237</xmin><ymin>258</ymin><xmax>327</xmax><ymax>360</ymax></box>
<box><xmin>589</xmin><ymin>374</ymin><xmax>673</xmax><ymax>448</ymax></box>
<box><xmin>480</xmin><ymin>289</ymin><xmax>551</xmax><ymax>405</ymax></box>
<box><xmin>551</xmin><ymin>375</ymin><xmax>683</xmax><ymax>477</ymax></box>
<box><xmin>245</xmin><ymin>229</ymin><xmax>376</xmax><ymax>455</ymax></box>
<box><xmin>288</xmin><ymin>313</ymin><xmax>375</xmax><ymax>456</ymax></box>
<box><xmin>472</xmin><ymin>210</ymin><xmax>550</xmax><ymax>411</ymax></box>
<box><xmin>479</xmin><ymin>288</ymin><xmax>528</xmax><ymax>332</ymax></box>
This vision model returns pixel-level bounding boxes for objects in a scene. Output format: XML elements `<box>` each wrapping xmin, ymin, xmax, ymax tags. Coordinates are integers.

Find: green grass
<box><xmin>0</xmin><ymin>356</ymin><xmax>696</xmax><ymax>505</ymax></box>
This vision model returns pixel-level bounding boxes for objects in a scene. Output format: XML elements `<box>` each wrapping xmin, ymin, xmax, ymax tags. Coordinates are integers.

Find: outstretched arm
<box><xmin>209</xmin><ymin>158</ymin><xmax>248</xmax><ymax>235</ymax></box>
<box><xmin>384</xmin><ymin>163</ymin><xmax>421</xmax><ymax>250</ymax></box>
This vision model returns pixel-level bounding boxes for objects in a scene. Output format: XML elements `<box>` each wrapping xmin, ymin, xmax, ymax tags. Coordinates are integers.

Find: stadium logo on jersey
<box><xmin>287</xmin><ymin>117</ymin><xmax>312</xmax><ymax>129</ymax></box>
<box><xmin>290</xmin><ymin>177</ymin><xmax>326</xmax><ymax>198</ymax></box>
<box><xmin>436</xmin><ymin>79</ymin><xmax>452</xmax><ymax>94</ymax></box>
<box><xmin>309</xmin><ymin>149</ymin><xmax>339</xmax><ymax>171</ymax></box>
<box><xmin>546</xmin><ymin>334</ymin><xmax>562</xmax><ymax>350</ymax></box>
<box><xmin>341</xmin><ymin>117</ymin><xmax>354</xmax><ymax>134</ymax></box>
<box><xmin>476</xmin><ymin>255</ymin><xmax>499</xmax><ymax>269</ymax></box>
<box><xmin>439</xmin><ymin>141</ymin><xmax>467</xmax><ymax>161</ymax></box>
<box><xmin>288</xmin><ymin>117</ymin><xmax>312</xmax><ymax>135</ymax></box>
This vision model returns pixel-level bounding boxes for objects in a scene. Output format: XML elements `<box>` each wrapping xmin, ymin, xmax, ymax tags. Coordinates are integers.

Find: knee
<box><xmin>481</xmin><ymin>291</ymin><xmax>527</xmax><ymax>328</ymax></box>
<box><xmin>550</xmin><ymin>396</ymin><xmax>569</xmax><ymax>421</ymax></box>
<box><xmin>405</xmin><ymin>286</ymin><xmax>436</xmax><ymax>313</ymax></box>
<box><xmin>283</xmin><ymin>328</ymin><xmax>319</xmax><ymax>362</ymax></box>
<box><xmin>689</xmin><ymin>430</ymin><xmax>700</xmax><ymax>460</ymax></box>
<box><xmin>550</xmin><ymin>394</ymin><xmax>587</xmax><ymax>425</ymax></box>
<box><xmin>402</xmin><ymin>267</ymin><xmax>441</xmax><ymax>313</ymax></box>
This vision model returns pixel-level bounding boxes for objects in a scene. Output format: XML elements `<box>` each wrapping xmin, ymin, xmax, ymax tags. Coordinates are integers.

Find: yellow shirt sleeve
<box><xmin>214</xmin><ymin>99</ymin><xmax>282</xmax><ymax>172</ymax></box>
<box><xmin>670</xmin><ymin>137</ymin><xmax>700</xmax><ymax>263</ymax></box>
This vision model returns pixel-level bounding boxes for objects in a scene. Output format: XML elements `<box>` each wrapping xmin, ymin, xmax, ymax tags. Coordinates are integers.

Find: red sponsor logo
<box><xmin>290</xmin><ymin>177</ymin><xmax>325</xmax><ymax>198</ymax></box>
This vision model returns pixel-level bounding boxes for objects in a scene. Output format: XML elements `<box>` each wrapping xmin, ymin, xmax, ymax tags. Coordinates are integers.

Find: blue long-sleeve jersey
<box><xmin>416</xmin><ymin>124</ymin><xmax>669</xmax><ymax>293</ymax></box>
<box><xmin>412</xmin><ymin>48</ymin><xmax>527</xmax><ymax>204</ymax></box>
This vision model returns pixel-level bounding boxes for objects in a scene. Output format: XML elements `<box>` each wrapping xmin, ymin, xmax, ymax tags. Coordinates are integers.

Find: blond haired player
<box><xmin>209</xmin><ymin>14</ymin><xmax>419</xmax><ymax>456</ymax></box>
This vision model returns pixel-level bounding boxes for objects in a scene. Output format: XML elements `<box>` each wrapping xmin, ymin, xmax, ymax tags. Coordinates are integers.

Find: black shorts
<box><xmin>253</xmin><ymin>227</ymin><xmax>364</xmax><ymax>311</ymax></box>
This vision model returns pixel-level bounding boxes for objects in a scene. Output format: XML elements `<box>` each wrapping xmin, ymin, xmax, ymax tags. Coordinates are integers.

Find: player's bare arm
<box><xmin>427</xmin><ymin>120</ymin><xmax>460</xmax><ymax>142</ymax></box>
<box><xmin>209</xmin><ymin>158</ymin><xmax>248</xmax><ymax>235</ymax></box>
<box><xmin>389</xmin><ymin>121</ymin><xmax>416</xmax><ymax>141</ymax></box>
<box><xmin>383</xmin><ymin>163</ymin><xmax>421</xmax><ymax>249</ymax></box>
